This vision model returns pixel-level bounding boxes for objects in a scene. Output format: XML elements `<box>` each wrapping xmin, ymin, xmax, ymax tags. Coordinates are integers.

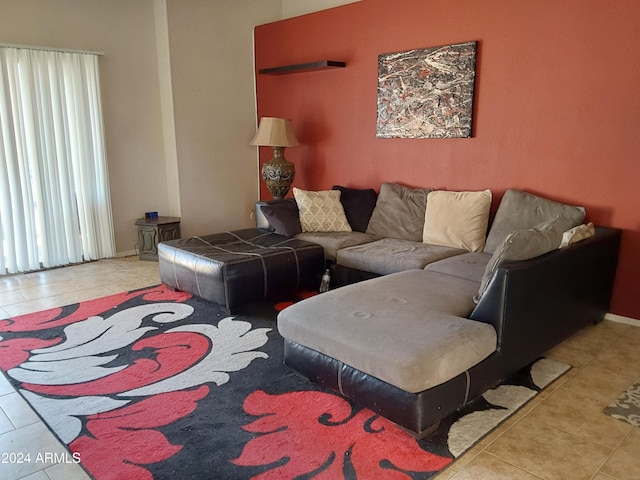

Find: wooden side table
<box><xmin>135</xmin><ymin>217</ymin><xmax>181</xmax><ymax>261</ymax></box>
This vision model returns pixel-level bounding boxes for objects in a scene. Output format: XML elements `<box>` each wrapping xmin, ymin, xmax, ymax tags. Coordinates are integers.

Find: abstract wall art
<box><xmin>377</xmin><ymin>41</ymin><xmax>477</xmax><ymax>139</ymax></box>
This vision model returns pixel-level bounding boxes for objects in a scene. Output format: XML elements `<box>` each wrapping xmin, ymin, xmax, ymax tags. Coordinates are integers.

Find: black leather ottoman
<box><xmin>158</xmin><ymin>228</ymin><xmax>325</xmax><ymax>311</ymax></box>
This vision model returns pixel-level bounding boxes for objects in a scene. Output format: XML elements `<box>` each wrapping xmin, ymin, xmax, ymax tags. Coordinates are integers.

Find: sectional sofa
<box><xmin>272</xmin><ymin>184</ymin><xmax>621</xmax><ymax>438</ymax></box>
<box><xmin>159</xmin><ymin>183</ymin><xmax>621</xmax><ymax>438</ymax></box>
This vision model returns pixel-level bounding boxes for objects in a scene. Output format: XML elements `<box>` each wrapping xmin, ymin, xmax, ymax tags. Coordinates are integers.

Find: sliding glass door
<box><xmin>0</xmin><ymin>46</ymin><xmax>115</xmax><ymax>275</ymax></box>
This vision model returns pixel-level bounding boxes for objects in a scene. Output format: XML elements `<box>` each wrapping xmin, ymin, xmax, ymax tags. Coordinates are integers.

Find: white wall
<box><xmin>165</xmin><ymin>0</ymin><xmax>282</xmax><ymax>237</ymax></box>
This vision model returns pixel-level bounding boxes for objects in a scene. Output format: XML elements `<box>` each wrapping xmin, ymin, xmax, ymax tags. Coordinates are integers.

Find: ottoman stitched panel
<box><xmin>158</xmin><ymin>228</ymin><xmax>324</xmax><ymax>310</ymax></box>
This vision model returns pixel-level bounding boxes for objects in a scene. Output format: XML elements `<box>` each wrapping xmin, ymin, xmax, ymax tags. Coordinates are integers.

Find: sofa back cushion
<box><xmin>477</xmin><ymin>218</ymin><xmax>564</xmax><ymax>301</ymax></box>
<box><xmin>484</xmin><ymin>189</ymin><xmax>585</xmax><ymax>254</ymax></box>
<box><xmin>423</xmin><ymin>189</ymin><xmax>492</xmax><ymax>252</ymax></box>
<box><xmin>366</xmin><ymin>182</ymin><xmax>432</xmax><ymax>241</ymax></box>
<box><xmin>332</xmin><ymin>185</ymin><xmax>378</xmax><ymax>232</ymax></box>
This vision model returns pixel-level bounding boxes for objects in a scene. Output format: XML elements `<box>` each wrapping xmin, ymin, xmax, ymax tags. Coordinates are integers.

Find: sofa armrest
<box><xmin>470</xmin><ymin>226</ymin><xmax>621</xmax><ymax>370</ymax></box>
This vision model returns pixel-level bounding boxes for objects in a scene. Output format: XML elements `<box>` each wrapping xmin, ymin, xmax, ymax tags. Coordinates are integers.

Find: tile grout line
<box><xmin>590</xmin><ymin>427</ymin><xmax>633</xmax><ymax>480</ymax></box>
<box><xmin>481</xmin><ymin>451</ymin><xmax>547</xmax><ymax>479</ymax></box>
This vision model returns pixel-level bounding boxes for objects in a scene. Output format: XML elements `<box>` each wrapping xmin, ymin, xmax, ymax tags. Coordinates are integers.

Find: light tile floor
<box><xmin>434</xmin><ymin>316</ymin><xmax>640</xmax><ymax>480</ymax></box>
<box><xmin>0</xmin><ymin>257</ymin><xmax>159</xmax><ymax>480</ymax></box>
<box><xmin>0</xmin><ymin>257</ymin><xmax>639</xmax><ymax>480</ymax></box>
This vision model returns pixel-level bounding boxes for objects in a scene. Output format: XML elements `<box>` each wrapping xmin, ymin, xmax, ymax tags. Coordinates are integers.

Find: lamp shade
<box><xmin>250</xmin><ymin>117</ymin><xmax>300</xmax><ymax>147</ymax></box>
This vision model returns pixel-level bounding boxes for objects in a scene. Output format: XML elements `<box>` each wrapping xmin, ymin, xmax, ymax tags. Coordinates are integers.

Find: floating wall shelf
<box><xmin>259</xmin><ymin>60</ymin><xmax>346</xmax><ymax>75</ymax></box>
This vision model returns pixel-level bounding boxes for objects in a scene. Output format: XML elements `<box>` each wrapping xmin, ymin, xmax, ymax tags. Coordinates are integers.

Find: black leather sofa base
<box><xmin>158</xmin><ymin>228</ymin><xmax>324</xmax><ymax>311</ymax></box>
<box><xmin>284</xmin><ymin>339</ymin><xmax>502</xmax><ymax>439</ymax></box>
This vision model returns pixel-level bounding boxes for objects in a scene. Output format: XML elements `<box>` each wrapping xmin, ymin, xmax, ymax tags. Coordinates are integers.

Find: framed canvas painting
<box><xmin>377</xmin><ymin>41</ymin><xmax>477</xmax><ymax>139</ymax></box>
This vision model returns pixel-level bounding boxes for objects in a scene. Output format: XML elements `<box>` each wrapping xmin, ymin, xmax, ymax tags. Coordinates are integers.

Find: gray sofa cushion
<box><xmin>366</xmin><ymin>183</ymin><xmax>432</xmax><ymax>241</ymax></box>
<box><xmin>278</xmin><ymin>270</ymin><xmax>497</xmax><ymax>393</ymax></box>
<box><xmin>336</xmin><ymin>238</ymin><xmax>466</xmax><ymax>275</ymax></box>
<box><xmin>295</xmin><ymin>231</ymin><xmax>378</xmax><ymax>261</ymax></box>
<box><xmin>477</xmin><ymin>218</ymin><xmax>564</xmax><ymax>301</ymax></box>
<box><xmin>484</xmin><ymin>189</ymin><xmax>585</xmax><ymax>254</ymax></box>
<box><xmin>425</xmin><ymin>252</ymin><xmax>492</xmax><ymax>283</ymax></box>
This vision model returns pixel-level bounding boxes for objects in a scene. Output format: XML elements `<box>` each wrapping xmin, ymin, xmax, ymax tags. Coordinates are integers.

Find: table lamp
<box><xmin>250</xmin><ymin>117</ymin><xmax>300</xmax><ymax>199</ymax></box>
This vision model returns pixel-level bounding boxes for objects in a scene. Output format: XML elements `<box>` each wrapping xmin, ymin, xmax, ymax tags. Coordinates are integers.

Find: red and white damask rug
<box><xmin>0</xmin><ymin>285</ymin><xmax>569</xmax><ymax>479</ymax></box>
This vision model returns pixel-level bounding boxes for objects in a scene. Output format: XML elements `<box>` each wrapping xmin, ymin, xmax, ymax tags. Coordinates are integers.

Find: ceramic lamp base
<box><xmin>261</xmin><ymin>146</ymin><xmax>295</xmax><ymax>200</ymax></box>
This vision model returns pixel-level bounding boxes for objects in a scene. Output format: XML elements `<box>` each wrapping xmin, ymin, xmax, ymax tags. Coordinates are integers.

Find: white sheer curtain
<box><xmin>0</xmin><ymin>47</ymin><xmax>115</xmax><ymax>275</ymax></box>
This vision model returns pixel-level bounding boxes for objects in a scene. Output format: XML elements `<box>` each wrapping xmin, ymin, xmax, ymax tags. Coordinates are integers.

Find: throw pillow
<box><xmin>366</xmin><ymin>182</ymin><xmax>432</xmax><ymax>241</ymax></box>
<box><xmin>476</xmin><ymin>217</ymin><xmax>563</xmax><ymax>302</ymax></box>
<box><xmin>483</xmin><ymin>189</ymin><xmax>586</xmax><ymax>254</ymax></box>
<box><xmin>259</xmin><ymin>199</ymin><xmax>302</xmax><ymax>238</ymax></box>
<box><xmin>559</xmin><ymin>222</ymin><xmax>595</xmax><ymax>248</ymax></box>
<box><xmin>293</xmin><ymin>187</ymin><xmax>352</xmax><ymax>233</ymax></box>
<box><xmin>423</xmin><ymin>189</ymin><xmax>492</xmax><ymax>252</ymax></box>
<box><xmin>332</xmin><ymin>185</ymin><xmax>378</xmax><ymax>233</ymax></box>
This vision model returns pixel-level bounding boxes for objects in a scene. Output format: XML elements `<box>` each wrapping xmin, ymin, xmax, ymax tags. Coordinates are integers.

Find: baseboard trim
<box><xmin>605</xmin><ymin>312</ymin><xmax>640</xmax><ymax>327</ymax></box>
<box><xmin>114</xmin><ymin>250</ymin><xmax>138</xmax><ymax>258</ymax></box>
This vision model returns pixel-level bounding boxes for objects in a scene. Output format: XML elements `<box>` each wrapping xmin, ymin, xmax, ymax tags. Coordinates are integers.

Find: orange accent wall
<box><xmin>254</xmin><ymin>0</ymin><xmax>640</xmax><ymax>319</ymax></box>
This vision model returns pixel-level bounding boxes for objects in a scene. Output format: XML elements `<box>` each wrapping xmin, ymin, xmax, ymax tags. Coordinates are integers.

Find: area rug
<box><xmin>604</xmin><ymin>379</ymin><xmax>640</xmax><ymax>427</ymax></box>
<box><xmin>0</xmin><ymin>285</ymin><xmax>570</xmax><ymax>480</ymax></box>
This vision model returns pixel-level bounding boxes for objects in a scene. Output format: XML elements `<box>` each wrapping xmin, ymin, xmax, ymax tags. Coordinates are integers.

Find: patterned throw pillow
<box><xmin>293</xmin><ymin>187</ymin><xmax>352</xmax><ymax>233</ymax></box>
<box><xmin>559</xmin><ymin>222</ymin><xmax>595</xmax><ymax>248</ymax></box>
